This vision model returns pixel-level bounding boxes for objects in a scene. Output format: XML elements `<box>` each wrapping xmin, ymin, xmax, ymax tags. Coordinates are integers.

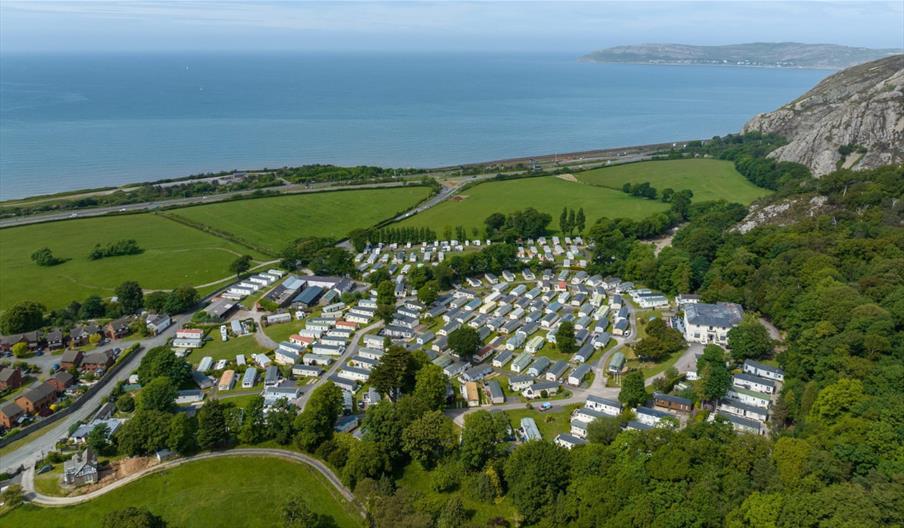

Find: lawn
<box><xmin>397</xmin><ymin>460</ymin><xmax>517</xmax><ymax>526</ymax></box>
<box><xmin>188</xmin><ymin>333</ymin><xmax>269</xmax><ymax>369</ymax></box>
<box><xmin>397</xmin><ymin>176</ymin><xmax>668</xmax><ymax>235</ymax></box>
<box><xmin>0</xmin><ymin>213</ymin><xmax>267</xmax><ymax>312</ymax></box>
<box><xmin>263</xmin><ymin>321</ymin><xmax>302</xmax><ymax>344</ymax></box>
<box><xmin>504</xmin><ymin>403</ymin><xmax>581</xmax><ymax>440</ymax></box>
<box><xmin>165</xmin><ymin>187</ymin><xmax>432</xmax><ymax>255</ymax></box>
<box><xmin>575</xmin><ymin>159</ymin><xmax>770</xmax><ymax>205</ymax></box>
<box><xmin>3</xmin><ymin>456</ymin><xmax>362</xmax><ymax>528</ymax></box>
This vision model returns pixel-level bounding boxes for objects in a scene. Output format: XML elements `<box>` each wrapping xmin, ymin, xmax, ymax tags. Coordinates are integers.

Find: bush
<box><xmin>430</xmin><ymin>461</ymin><xmax>461</xmax><ymax>493</ymax></box>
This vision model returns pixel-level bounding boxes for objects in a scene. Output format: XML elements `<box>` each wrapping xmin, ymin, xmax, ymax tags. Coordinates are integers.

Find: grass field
<box><xmin>575</xmin><ymin>159</ymin><xmax>770</xmax><ymax>205</ymax></box>
<box><xmin>397</xmin><ymin>176</ymin><xmax>668</xmax><ymax>235</ymax></box>
<box><xmin>0</xmin><ymin>214</ymin><xmax>267</xmax><ymax>312</ymax></box>
<box><xmin>505</xmin><ymin>403</ymin><xmax>581</xmax><ymax>441</ymax></box>
<box><xmin>2</xmin><ymin>457</ymin><xmax>362</xmax><ymax>528</ymax></box>
<box><xmin>165</xmin><ymin>187</ymin><xmax>432</xmax><ymax>255</ymax></box>
<box><xmin>187</xmin><ymin>334</ymin><xmax>269</xmax><ymax>369</ymax></box>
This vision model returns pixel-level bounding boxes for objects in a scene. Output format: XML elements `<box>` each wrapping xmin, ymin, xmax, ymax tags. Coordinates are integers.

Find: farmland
<box><xmin>0</xmin><ymin>214</ymin><xmax>267</xmax><ymax>312</ymax></box>
<box><xmin>164</xmin><ymin>187</ymin><xmax>432</xmax><ymax>255</ymax></box>
<box><xmin>3</xmin><ymin>457</ymin><xmax>362</xmax><ymax>528</ymax></box>
<box><xmin>575</xmin><ymin>159</ymin><xmax>769</xmax><ymax>204</ymax></box>
<box><xmin>398</xmin><ymin>176</ymin><xmax>668</xmax><ymax>235</ymax></box>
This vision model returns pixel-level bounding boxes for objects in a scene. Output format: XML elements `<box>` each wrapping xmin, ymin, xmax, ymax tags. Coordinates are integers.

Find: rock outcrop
<box><xmin>743</xmin><ymin>55</ymin><xmax>904</xmax><ymax>176</ymax></box>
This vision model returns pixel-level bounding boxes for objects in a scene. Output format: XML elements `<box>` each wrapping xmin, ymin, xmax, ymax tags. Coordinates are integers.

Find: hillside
<box><xmin>743</xmin><ymin>54</ymin><xmax>904</xmax><ymax>176</ymax></box>
<box><xmin>580</xmin><ymin>42</ymin><xmax>900</xmax><ymax>69</ymax></box>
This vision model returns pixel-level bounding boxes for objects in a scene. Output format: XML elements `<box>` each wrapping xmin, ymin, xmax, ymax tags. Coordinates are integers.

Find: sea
<box><xmin>0</xmin><ymin>52</ymin><xmax>830</xmax><ymax>200</ymax></box>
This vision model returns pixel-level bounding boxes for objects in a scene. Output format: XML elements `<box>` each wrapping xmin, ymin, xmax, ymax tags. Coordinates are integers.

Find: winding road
<box><xmin>21</xmin><ymin>448</ymin><xmax>364</xmax><ymax>517</ymax></box>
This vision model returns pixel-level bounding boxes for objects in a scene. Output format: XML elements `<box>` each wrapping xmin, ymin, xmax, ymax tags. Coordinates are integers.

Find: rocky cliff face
<box><xmin>743</xmin><ymin>55</ymin><xmax>904</xmax><ymax>176</ymax></box>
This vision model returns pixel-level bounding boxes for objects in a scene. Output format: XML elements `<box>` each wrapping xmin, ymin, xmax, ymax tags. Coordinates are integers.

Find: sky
<box><xmin>1</xmin><ymin>1</ymin><xmax>902</xmax><ymax>54</ymax></box>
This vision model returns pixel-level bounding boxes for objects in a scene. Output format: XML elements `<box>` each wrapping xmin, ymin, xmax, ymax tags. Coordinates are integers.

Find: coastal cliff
<box><xmin>743</xmin><ymin>54</ymin><xmax>904</xmax><ymax>176</ymax></box>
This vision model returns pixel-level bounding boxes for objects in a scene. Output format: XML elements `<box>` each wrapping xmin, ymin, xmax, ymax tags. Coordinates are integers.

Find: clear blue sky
<box><xmin>1</xmin><ymin>1</ymin><xmax>902</xmax><ymax>54</ymax></box>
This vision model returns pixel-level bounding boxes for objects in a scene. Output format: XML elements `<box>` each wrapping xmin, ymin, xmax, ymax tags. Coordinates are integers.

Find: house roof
<box><xmin>653</xmin><ymin>392</ymin><xmax>693</xmax><ymax>406</ymax></box>
<box><xmin>0</xmin><ymin>401</ymin><xmax>23</xmax><ymax>418</ymax></box>
<box><xmin>734</xmin><ymin>373</ymin><xmax>776</xmax><ymax>387</ymax></box>
<box><xmin>743</xmin><ymin>360</ymin><xmax>784</xmax><ymax>375</ymax></box>
<box><xmin>0</xmin><ymin>367</ymin><xmax>19</xmax><ymax>383</ymax></box>
<box><xmin>684</xmin><ymin>302</ymin><xmax>744</xmax><ymax>328</ymax></box>
<box><xmin>20</xmin><ymin>382</ymin><xmax>56</xmax><ymax>403</ymax></box>
<box><xmin>61</xmin><ymin>350</ymin><xmax>82</xmax><ymax>363</ymax></box>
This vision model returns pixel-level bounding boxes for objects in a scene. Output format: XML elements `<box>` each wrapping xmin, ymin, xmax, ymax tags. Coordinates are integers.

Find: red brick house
<box><xmin>60</xmin><ymin>350</ymin><xmax>83</xmax><ymax>370</ymax></box>
<box><xmin>47</xmin><ymin>371</ymin><xmax>75</xmax><ymax>393</ymax></box>
<box><xmin>0</xmin><ymin>401</ymin><xmax>24</xmax><ymax>429</ymax></box>
<box><xmin>104</xmin><ymin>317</ymin><xmax>131</xmax><ymax>340</ymax></box>
<box><xmin>82</xmin><ymin>350</ymin><xmax>114</xmax><ymax>373</ymax></box>
<box><xmin>15</xmin><ymin>382</ymin><xmax>57</xmax><ymax>416</ymax></box>
<box><xmin>0</xmin><ymin>367</ymin><xmax>23</xmax><ymax>391</ymax></box>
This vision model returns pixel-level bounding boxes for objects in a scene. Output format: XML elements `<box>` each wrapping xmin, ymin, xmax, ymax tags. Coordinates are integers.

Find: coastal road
<box><xmin>21</xmin><ymin>448</ymin><xmax>364</xmax><ymax>516</ymax></box>
<box><xmin>1</xmin><ymin>312</ymin><xmax>193</xmax><ymax>474</ymax></box>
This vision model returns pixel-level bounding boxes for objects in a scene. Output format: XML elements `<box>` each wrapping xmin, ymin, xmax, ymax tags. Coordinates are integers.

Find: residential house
<box><xmin>726</xmin><ymin>386</ymin><xmax>772</xmax><ymax>409</ymax></box>
<box><xmin>608</xmin><ymin>352</ymin><xmax>626</xmax><ymax>374</ymax></box>
<box><xmin>574</xmin><ymin>341</ymin><xmax>595</xmax><ymax>363</ymax></box>
<box><xmin>69</xmin><ymin>325</ymin><xmax>100</xmax><ymax>347</ymax></box>
<box><xmin>510</xmin><ymin>352</ymin><xmax>533</xmax><ymax>373</ymax></box>
<box><xmin>0</xmin><ymin>367</ymin><xmax>23</xmax><ymax>391</ymax></box>
<box><xmin>292</xmin><ymin>364</ymin><xmax>323</xmax><ymax>378</ymax></box>
<box><xmin>463</xmin><ymin>381</ymin><xmax>480</xmax><ymax>407</ymax></box>
<box><xmin>636</xmin><ymin>406</ymin><xmax>672</xmax><ymax>427</ymax></box>
<box><xmin>242</xmin><ymin>368</ymin><xmax>258</xmax><ymax>388</ymax></box>
<box><xmin>0</xmin><ymin>402</ymin><xmax>24</xmax><ymax>429</ymax></box>
<box><xmin>82</xmin><ymin>350</ymin><xmax>114</xmax><ymax>373</ymax></box>
<box><xmin>105</xmin><ymin>317</ymin><xmax>131</xmax><ymax>340</ymax></box>
<box><xmin>63</xmin><ymin>448</ymin><xmax>99</xmax><ymax>486</ymax></box>
<box><xmin>461</xmin><ymin>364</ymin><xmax>493</xmax><ymax>383</ymax></box>
<box><xmin>586</xmin><ymin>395</ymin><xmax>622</xmax><ymax>416</ymax></box>
<box><xmin>264</xmin><ymin>365</ymin><xmax>280</xmax><ymax>387</ymax></box>
<box><xmin>742</xmin><ymin>360</ymin><xmax>785</xmax><ymax>382</ymax></box>
<box><xmin>522</xmin><ymin>380</ymin><xmax>559</xmax><ymax>399</ymax></box>
<box><xmin>716</xmin><ymin>410</ymin><xmax>766</xmax><ymax>435</ymax></box>
<box><xmin>683</xmin><ymin>302</ymin><xmax>744</xmax><ymax>345</ymax></box>
<box><xmin>218</xmin><ymin>370</ymin><xmax>236</xmax><ymax>391</ymax></box>
<box><xmin>568</xmin><ymin>364</ymin><xmax>591</xmax><ymax>386</ymax></box>
<box><xmin>486</xmin><ymin>380</ymin><xmax>505</xmax><ymax>404</ymax></box>
<box><xmin>176</xmin><ymin>389</ymin><xmax>204</xmax><ymax>405</ymax></box>
<box><xmin>47</xmin><ymin>371</ymin><xmax>74</xmax><ymax>393</ymax></box>
<box><xmin>653</xmin><ymin>392</ymin><xmax>693</xmax><ymax>413</ymax></box>
<box><xmin>146</xmin><ymin>314</ymin><xmax>172</xmax><ymax>336</ymax></box>
<box><xmin>545</xmin><ymin>360</ymin><xmax>568</xmax><ymax>381</ymax></box>
<box><xmin>45</xmin><ymin>329</ymin><xmax>65</xmax><ymax>349</ymax></box>
<box><xmin>508</xmin><ymin>375</ymin><xmax>534</xmax><ymax>391</ymax></box>
<box><xmin>492</xmin><ymin>350</ymin><xmax>513</xmax><ymax>368</ymax></box>
<box><xmin>733</xmin><ymin>373</ymin><xmax>777</xmax><ymax>394</ymax></box>
<box><xmin>262</xmin><ymin>385</ymin><xmax>301</xmax><ymax>407</ymax></box>
<box><xmin>718</xmin><ymin>400</ymin><xmax>769</xmax><ymax>422</ymax></box>
<box><xmin>554</xmin><ymin>433</ymin><xmax>587</xmax><ymax>450</ymax></box>
<box><xmin>520</xmin><ymin>417</ymin><xmax>542</xmax><ymax>441</ymax></box>
<box><xmin>16</xmin><ymin>382</ymin><xmax>57</xmax><ymax>415</ymax></box>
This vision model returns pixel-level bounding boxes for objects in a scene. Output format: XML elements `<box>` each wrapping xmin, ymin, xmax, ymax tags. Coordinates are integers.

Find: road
<box><xmin>21</xmin><ymin>448</ymin><xmax>364</xmax><ymax>516</ymax></box>
<box><xmin>1</xmin><ymin>312</ymin><xmax>193</xmax><ymax>474</ymax></box>
<box><xmin>296</xmin><ymin>320</ymin><xmax>384</xmax><ymax>411</ymax></box>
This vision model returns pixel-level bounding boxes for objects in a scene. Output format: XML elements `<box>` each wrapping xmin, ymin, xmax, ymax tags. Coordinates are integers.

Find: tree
<box><xmin>11</xmin><ymin>342</ymin><xmax>29</xmax><ymax>358</ymax></box>
<box><xmin>362</xmin><ymin>401</ymin><xmax>409</xmax><ymax>467</ymax></box>
<box><xmin>402</xmin><ymin>410</ymin><xmax>456</xmax><ymax>469</ymax></box>
<box><xmin>618</xmin><ymin>370</ymin><xmax>647</xmax><ymax>408</ymax></box>
<box><xmin>267</xmin><ymin>398</ymin><xmax>297</xmax><ymax>445</ymax></box>
<box><xmin>294</xmin><ymin>383</ymin><xmax>343</xmax><ymax>451</ymax></box>
<box><xmin>413</xmin><ymin>364</ymin><xmax>448</xmax><ymax>411</ymax></box>
<box><xmin>575</xmin><ymin>207</ymin><xmax>586</xmax><ymax>234</ymax></box>
<box><xmin>164</xmin><ymin>285</ymin><xmax>199</xmax><ymax>314</ymax></box>
<box><xmin>196</xmin><ymin>399</ymin><xmax>230</xmax><ymax>450</ymax></box>
<box><xmin>556</xmin><ymin>321</ymin><xmax>577</xmax><ymax>354</ymax></box>
<box><xmin>809</xmin><ymin>378</ymin><xmax>865</xmax><ymax>423</ymax></box>
<box><xmin>102</xmin><ymin>507</ymin><xmax>167</xmax><ymax>528</ymax></box>
<box><xmin>369</xmin><ymin>345</ymin><xmax>417</xmax><ymax>399</ymax></box>
<box><xmin>484</xmin><ymin>212</ymin><xmax>506</xmax><ymax>237</ymax></box>
<box><xmin>137</xmin><ymin>346</ymin><xmax>191</xmax><ymax>385</ymax></box>
<box><xmin>586</xmin><ymin>416</ymin><xmax>622</xmax><ymax>445</ymax></box>
<box><xmin>699</xmin><ymin>359</ymin><xmax>731</xmax><ymax>403</ymax></box>
<box><xmin>309</xmin><ymin>247</ymin><xmax>354</xmax><ymax>276</ymax></box>
<box><xmin>79</xmin><ymin>295</ymin><xmax>106</xmax><ymax>319</ymax></box>
<box><xmin>282</xmin><ymin>494</ymin><xmax>334</xmax><ymax>528</ymax></box>
<box><xmin>115</xmin><ymin>409</ymin><xmax>171</xmax><ymax>455</ymax></box>
<box><xmin>559</xmin><ymin>207</ymin><xmax>570</xmax><ymax>235</ymax></box>
<box><xmin>86</xmin><ymin>423</ymin><xmax>111</xmax><ymax>454</ymax></box>
<box><xmin>138</xmin><ymin>376</ymin><xmax>176</xmax><ymax>412</ymax></box>
<box><xmin>567</xmin><ymin>209</ymin><xmax>576</xmax><ymax>235</ymax></box>
<box><xmin>168</xmin><ymin>412</ymin><xmax>196</xmax><ymax>454</ymax></box>
<box><xmin>447</xmin><ymin>327</ymin><xmax>480</xmax><ymax>361</ymax></box>
<box><xmin>116</xmin><ymin>281</ymin><xmax>144</xmax><ymax>314</ymax></box>
<box><xmin>504</xmin><ymin>440</ymin><xmax>571</xmax><ymax>524</ymax></box>
<box><xmin>343</xmin><ymin>440</ymin><xmax>390</xmax><ymax>488</ymax></box>
<box><xmin>728</xmin><ymin>315</ymin><xmax>773</xmax><ymax>361</ymax></box>
<box><xmin>0</xmin><ymin>484</ymin><xmax>24</xmax><ymax>509</ymax></box>
<box><xmin>31</xmin><ymin>247</ymin><xmax>63</xmax><ymax>266</ymax></box>
<box><xmin>460</xmin><ymin>410</ymin><xmax>509</xmax><ymax>470</ymax></box>
<box><xmin>0</xmin><ymin>301</ymin><xmax>45</xmax><ymax>334</ymax></box>
<box><xmin>116</xmin><ymin>393</ymin><xmax>135</xmax><ymax>413</ymax></box>
<box><xmin>417</xmin><ymin>281</ymin><xmax>438</xmax><ymax>306</ymax></box>
<box><xmin>230</xmin><ymin>254</ymin><xmax>253</xmax><ymax>278</ymax></box>
<box><xmin>437</xmin><ymin>496</ymin><xmax>467</xmax><ymax>528</ymax></box>
<box><xmin>376</xmin><ymin>280</ymin><xmax>396</xmax><ymax>322</ymax></box>
<box><xmin>240</xmin><ymin>396</ymin><xmax>267</xmax><ymax>445</ymax></box>
<box><xmin>143</xmin><ymin>291</ymin><xmax>169</xmax><ymax>314</ymax></box>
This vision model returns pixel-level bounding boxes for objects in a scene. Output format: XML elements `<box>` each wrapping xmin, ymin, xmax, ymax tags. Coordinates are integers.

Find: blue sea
<box><xmin>0</xmin><ymin>52</ymin><xmax>829</xmax><ymax>200</ymax></box>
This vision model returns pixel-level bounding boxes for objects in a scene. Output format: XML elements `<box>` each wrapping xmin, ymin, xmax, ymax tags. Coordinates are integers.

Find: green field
<box><xmin>398</xmin><ymin>176</ymin><xmax>669</xmax><ymax>235</ymax></box>
<box><xmin>2</xmin><ymin>457</ymin><xmax>362</xmax><ymax>528</ymax></box>
<box><xmin>188</xmin><ymin>334</ymin><xmax>269</xmax><ymax>369</ymax></box>
<box><xmin>165</xmin><ymin>187</ymin><xmax>432</xmax><ymax>254</ymax></box>
<box><xmin>575</xmin><ymin>159</ymin><xmax>770</xmax><ymax>204</ymax></box>
<box><xmin>0</xmin><ymin>214</ymin><xmax>267</xmax><ymax>312</ymax></box>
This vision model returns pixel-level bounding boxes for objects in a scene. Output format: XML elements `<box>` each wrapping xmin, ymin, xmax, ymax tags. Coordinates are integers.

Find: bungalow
<box><xmin>554</xmin><ymin>433</ymin><xmax>587</xmax><ymax>450</ymax></box>
<box><xmin>718</xmin><ymin>400</ymin><xmax>769</xmax><ymax>422</ymax></box>
<box><xmin>653</xmin><ymin>392</ymin><xmax>693</xmax><ymax>413</ymax></box>
<box><xmin>357</xmin><ymin>347</ymin><xmax>384</xmax><ymax>362</ymax></box>
<box><xmin>432</xmin><ymin>354</ymin><xmax>453</xmax><ymax>369</ymax></box>
<box><xmin>63</xmin><ymin>448</ymin><xmax>99</xmax><ymax>486</ymax></box>
<box><xmin>612</xmin><ymin>319</ymin><xmax>629</xmax><ymax>337</ymax></box>
<box><xmin>363</xmin><ymin>334</ymin><xmax>385</xmax><ymax>349</ymax></box>
<box><xmin>416</xmin><ymin>331</ymin><xmax>435</xmax><ymax>345</ymax></box>
<box><xmin>0</xmin><ymin>367</ymin><xmax>23</xmax><ymax>391</ymax></box>
<box><xmin>242</xmin><ymin>368</ymin><xmax>258</xmax><ymax>388</ymax></box>
<box><xmin>266</xmin><ymin>313</ymin><xmax>292</xmax><ymax>325</ymax></box>
<box><xmin>486</xmin><ymin>379</ymin><xmax>505</xmax><ymax>404</ymax></box>
<box><xmin>335</xmin><ymin>414</ymin><xmax>360</xmax><ymax>433</ymax></box>
<box><xmin>172</xmin><ymin>337</ymin><xmax>203</xmax><ymax>349</ymax></box>
<box><xmin>320</xmin><ymin>336</ymin><xmax>348</xmax><ymax>348</ymax></box>
<box><xmin>634</xmin><ymin>293</ymin><xmax>669</xmax><ymax>309</ymax></box>
<box><xmin>522</xmin><ymin>269</ymin><xmax>536</xmax><ymax>281</ymax></box>
<box><xmin>586</xmin><ymin>395</ymin><xmax>622</xmax><ymax>416</ymax></box>
<box><xmin>742</xmin><ymin>360</ymin><xmax>784</xmax><ymax>382</ymax></box>
<box><xmin>466</xmin><ymin>277</ymin><xmax>482</xmax><ymax>288</ymax></box>
<box><xmin>505</xmin><ymin>333</ymin><xmax>526</xmax><ymax>351</ymax></box>
<box><xmin>45</xmin><ymin>329</ymin><xmax>65</xmax><ymax>349</ymax></box>
<box><xmin>574</xmin><ymin>341</ymin><xmax>595</xmax><ymax>363</ymax></box>
<box><xmin>146</xmin><ymin>314</ymin><xmax>172</xmax><ymax>336</ymax></box>
<box><xmin>0</xmin><ymin>402</ymin><xmax>24</xmax><ymax>429</ymax></box>
<box><xmin>540</xmin><ymin>313</ymin><xmax>559</xmax><ymax>329</ymax></box>
<box><xmin>443</xmin><ymin>361</ymin><xmax>470</xmax><ymax>378</ymax></box>
<box><xmin>339</xmin><ymin>366</ymin><xmax>370</xmax><ymax>383</ymax></box>
<box><xmin>218</xmin><ymin>370</ymin><xmax>236</xmax><ymax>391</ymax></box>
<box><xmin>289</xmin><ymin>335</ymin><xmax>314</xmax><ymax>347</ymax></box>
<box><xmin>105</xmin><ymin>316</ymin><xmax>131</xmax><ymax>340</ymax></box>
<box><xmin>329</xmin><ymin>375</ymin><xmax>358</xmax><ymax>393</ymax></box>
<box><xmin>636</xmin><ymin>406</ymin><xmax>672</xmax><ymax>427</ymax></box>
<box><xmin>520</xmin><ymin>417</ymin><xmax>542</xmax><ymax>441</ymax></box>
<box><xmin>69</xmin><ymin>325</ymin><xmax>100</xmax><ymax>347</ymax></box>
<box><xmin>525</xmin><ymin>335</ymin><xmax>545</xmax><ymax>354</ymax></box>
<box><xmin>502</xmin><ymin>270</ymin><xmax>515</xmax><ymax>282</ymax></box>
<box><xmin>292</xmin><ymin>364</ymin><xmax>323</xmax><ymax>378</ymax></box>
<box><xmin>733</xmin><ymin>373</ymin><xmax>777</xmax><ymax>394</ymax></box>
<box><xmin>176</xmin><ymin>389</ymin><xmax>205</xmax><ymax>404</ymax></box>
<box><xmin>500</xmin><ymin>319</ymin><xmax>522</xmax><ymax>335</ymax></box>
<box><xmin>463</xmin><ymin>381</ymin><xmax>480</xmax><ymax>407</ymax></box>
<box><xmin>81</xmin><ymin>350</ymin><xmax>114</xmax><ymax>373</ymax></box>
<box><xmin>508</xmin><ymin>375</ymin><xmax>534</xmax><ymax>391</ymax></box>
<box><xmin>461</xmin><ymin>364</ymin><xmax>493</xmax><ymax>382</ymax></box>
<box><xmin>493</xmin><ymin>350</ymin><xmax>513</xmax><ymax>368</ymax></box>
<box><xmin>716</xmin><ymin>410</ymin><xmax>766</xmax><ymax>435</ymax></box>
<box><xmin>591</xmin><ymin>332</ymin><xmax>611</xmax><ymax>349</ymax></box>
<box><xmin>573</xmin><ymin>406</ymin><xmax>608</xmax><ymax>426</ymax></box>
<box><xmin>626</xmin><ymin>420</ymin><xmax>654</xmax><ymax>431</ymax></box>
<box><xmin>568</xmin><ymin>364</ymin><xmax>591</xmax><ymax>386</ymax></box>
<box><xmin>192</xmin><ymin>371</ymin><xmax>214</xmax><ymax>390</ymax></box>
<box><xmin>346</xmin><ymin>312</ymin><xmax>372</xmax><ymax>324</ymax></box>
<box><xmin>264</xmin><ymin>365</ymin><xmax>280</xmax><ymax>387</ymax></box>
<box><xmin>522</xmin><ymin>380</ymin><xmax>559</xmax><ymax>399</ymax></box>
<box><xmin>609</xmin><ymin>294</ymin><xmax>623</xmax><ymax>309</ymax></box>
<box><xmin>726</xmin><ymin>386</ymin><xmax>772</xmax><ymax>408</ymax></box>
<box><xmin>570</xmin><ymin>418</ymin><xmax>589</xmax><ymax>438</ymax></box>
<box><xmin>16</xmin><ymin>382</ymin><xmax>57</xmax><ymax>415</ymax></box>
<box><xmin>275</xmin><ymin>347</ymin><xmax>302</xmax><ymax>366</ymax></box>
<box><xmin>545</xmin><ymin>360</ymin><xmax>568</xmax><ymax>381</ymax></box>
<box><xmin>349</xmin><ymin>355</ymin><xmax>379</xmax><ymax>370</ymax></box>
<box><xmin>312</xmin><ymin>343</ymin><xmax>343</xmax><ymax>356</ymax></box>
<box><xmin>510</xmin><ymin>352</ymin><xmax>533</xmax><ymax>373</ymax></box>
<box><xmin>70</xmin><ymin>418</ymin><xmax>123</xmax><ymax>444</ymax></box>
<box><xmin>253</xmin><ymin>354</ymin><xmax>271</xmax><ymax>369</ymax></box>
<box><xmin>47</xmin><ymin>371</ymin><xmax>74</xmax><ymax>393</ymax></box>
<box><xmin>608</xmin><ymin>352</ymin><xmax>626</xmax><ymax>374</ymax></box>
<box><xmin>263</xmin><ymin>386</ymin><xmax>301</xmax><ymax>407</ymax></box>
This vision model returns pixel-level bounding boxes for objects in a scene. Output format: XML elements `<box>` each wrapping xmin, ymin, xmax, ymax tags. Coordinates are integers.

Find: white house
<box><xmin>683</xmin><ymin>302</ymin><xmax>744</xmax><ymax>345</ymax></box>
<box><xmin>742</xmin><ymin>360</ymin><xmax>784</xmax><ymax>382</ymax></box>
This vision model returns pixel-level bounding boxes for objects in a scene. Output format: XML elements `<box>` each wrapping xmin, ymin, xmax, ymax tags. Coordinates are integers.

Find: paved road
<box><xmin>296</xmin><ymin>320</ymin><xmax>384</xmax><ymax>411</ymax></box>
<box><xmin>1</xmin><ymin>312</ymin><xmax>192</xmax><ymax>474</ymax></box>
<box><xmin>21</xmin><ymin>448</ymin><xmax>364</xmax><ymax>516</ymax></box>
